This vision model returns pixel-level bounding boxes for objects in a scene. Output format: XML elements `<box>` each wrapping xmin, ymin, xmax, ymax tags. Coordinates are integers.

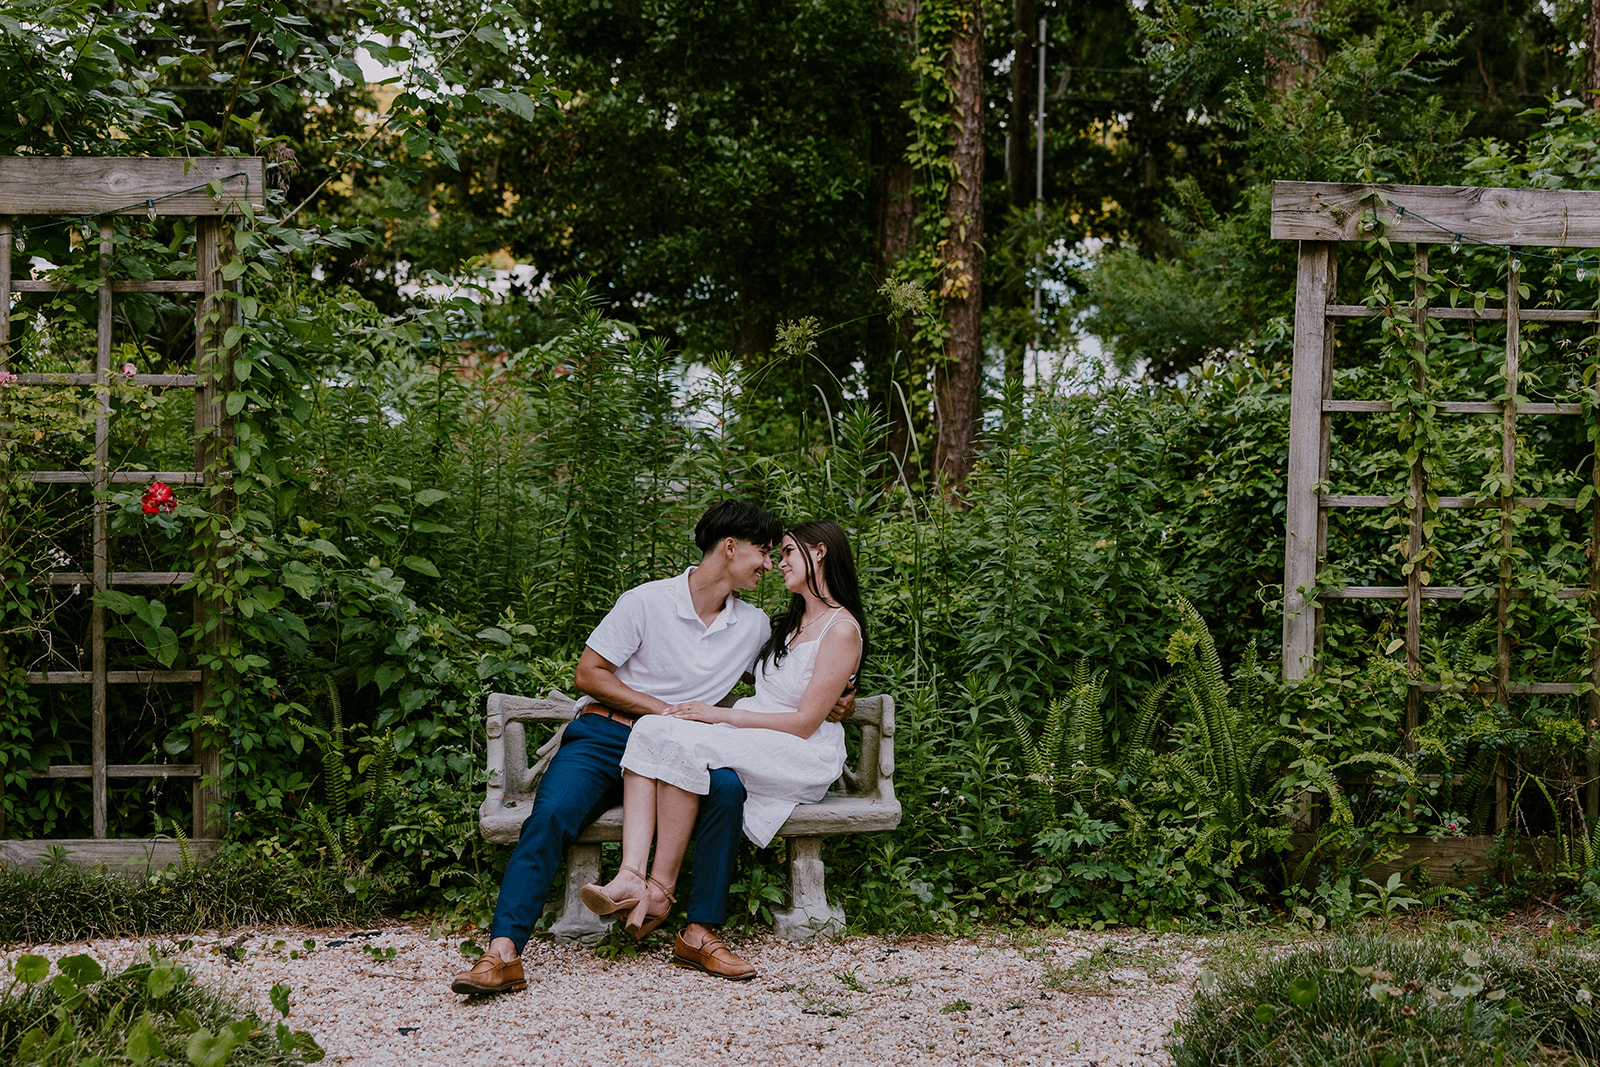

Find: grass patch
<box><xmin>1172</xmin><ymin>930</ymin><xmax>1600</xmax><ymax>1066</ymax></box>
<box><xmin>1046</xmin><ymin>940</ymin><xmax>1181</xmax><ymax>990</ymax></box>
<box><xmin>0</xmin><ymin>847</ymin><xmax>391</xmax><ymax>943</ymax></box>
<box><xmin>1</xmin><ymin>950</ymin><xmax>322</xmax><ymax>1064</ymax></box>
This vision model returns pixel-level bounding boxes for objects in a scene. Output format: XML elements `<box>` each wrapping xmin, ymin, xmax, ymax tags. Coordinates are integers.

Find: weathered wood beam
<box><xmin>1327</xmin><ymin>304</ymin><xmax>1598</xmax><ymax>323</ymax></box>
<box><xmin>1273</xmin><ymin>180</ymin><xmax>1600</xmax><ymax>246</ymax></box>
<box><xmin>10</xmin><ymin>279</ymin><xmax>206</xmax><ymax>293</ymax></box>
<box><xmin>0</xmin><ymin>158</ymin><xmax>263</xmax><ymax>216</ymax></box>
<box><xmin>1325</xmin><ymin>400</ymin><xmax>1582</xmax><ymax>415</ymax></box>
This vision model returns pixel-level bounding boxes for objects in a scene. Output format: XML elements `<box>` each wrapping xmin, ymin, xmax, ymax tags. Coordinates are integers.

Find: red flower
<box><xmin>141</xmin><ymin>481</ymin><xmax>177</xmax><ymax>515</ymax></box>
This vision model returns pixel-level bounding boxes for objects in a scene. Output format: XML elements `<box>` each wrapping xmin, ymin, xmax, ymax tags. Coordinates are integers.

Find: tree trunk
<box><xmin>1003</xmin><ymin>0</ymin><xmax>1038</xmax><ymax>391</ymax></box>
<box><xmin>1268</xmin><ymin>0</ymin><xmax>1324</xmax><ymax>92</ymax></box>
<box><xmin>872</xmin><ymin>0</ymin><xmax>920</xmax><ymax>479</ymax></box>
<box><xmin>1006</xmin><ymin>0</ymin><xmax>1037</xmax><ymax>213</ymax></box>
<box><xmin>934</xmin><ymin>0</ymin><xmax>984</xmax><ymax>489</ymax></box>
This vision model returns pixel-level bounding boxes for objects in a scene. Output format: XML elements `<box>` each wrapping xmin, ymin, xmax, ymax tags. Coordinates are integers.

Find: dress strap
<box><xmin>817</xmin><ymin>606</ymin><xmax>856</xmax><ymax>640</ymax></box>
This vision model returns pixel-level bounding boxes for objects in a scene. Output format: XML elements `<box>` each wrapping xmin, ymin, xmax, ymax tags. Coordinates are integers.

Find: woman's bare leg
<box><xmin>619</xmin><ymin>781</ymin><xmax>702</xmax><ymax>937</ymax></box>
<box><xmin>647</xmin><ymin>781</ymin><xmax>701</xmax><ymax>890</ymax></box>
<box><xmin>594</xmin><ymin>770</ymin><xmax>656</xmax><ymax>900</ymax></box>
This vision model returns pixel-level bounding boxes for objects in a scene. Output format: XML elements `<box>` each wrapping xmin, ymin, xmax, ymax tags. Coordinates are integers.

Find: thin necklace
<box><xmin>795</xmin><ymin>602</ymin><xmax>838</xmax><ymax>637</ymax></box>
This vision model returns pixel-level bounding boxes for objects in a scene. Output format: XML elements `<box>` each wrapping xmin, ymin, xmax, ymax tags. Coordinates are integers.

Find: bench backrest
<box><xmin>484</xmin><ymin>691</ymin><xmax>896</xmax><ymax>808</ymax></box>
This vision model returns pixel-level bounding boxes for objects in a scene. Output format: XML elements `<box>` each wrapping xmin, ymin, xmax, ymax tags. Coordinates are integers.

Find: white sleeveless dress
<box><xmin>619</xmin><ymin>610</ymin><xmax>855</xmax><ymax>847</ymax></box>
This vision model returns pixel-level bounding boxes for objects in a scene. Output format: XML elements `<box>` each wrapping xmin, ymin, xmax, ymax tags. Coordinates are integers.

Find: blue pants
<box><xmin>488</xmin><ymin>712</ymin><xmax>745</xmax><ymax>953</ymax></box>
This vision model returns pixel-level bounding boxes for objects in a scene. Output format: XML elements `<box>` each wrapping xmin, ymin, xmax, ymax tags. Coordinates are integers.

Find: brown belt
<box><xmin>581</xmin><ymin>703</ymin><xmax>637</xmax><ymax>728</ymax></box>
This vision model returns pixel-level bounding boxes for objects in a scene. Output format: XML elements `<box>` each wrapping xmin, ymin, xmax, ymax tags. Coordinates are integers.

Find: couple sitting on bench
<box><xmin>451</xmin><ymin>501</ymin><xmax>866</xmax><ymax>992</ymax></box>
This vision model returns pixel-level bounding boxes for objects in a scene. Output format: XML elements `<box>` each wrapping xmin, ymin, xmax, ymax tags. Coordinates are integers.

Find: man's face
<box><xmin>728</xmin><ymin>538</ymin><xmax>773</xmax><ymax>591</ymax></box>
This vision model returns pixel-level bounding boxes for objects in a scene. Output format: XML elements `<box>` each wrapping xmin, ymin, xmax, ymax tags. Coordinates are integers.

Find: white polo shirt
<box><xmin>579</xmin><ymin>567</ymin><xmax>771</xmax><ymax>712</ymax></box>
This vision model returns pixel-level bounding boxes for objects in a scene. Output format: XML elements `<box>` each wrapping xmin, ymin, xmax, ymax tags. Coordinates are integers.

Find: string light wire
<box><xmin>0</xmin><ymin>172</ymin><xmax>253</xmax><ymax>249</ymax></box>
<box><xmin>1388</xmin><ymin>200</ymin><xmax>1600</xmax><ymax>274</ymax></box>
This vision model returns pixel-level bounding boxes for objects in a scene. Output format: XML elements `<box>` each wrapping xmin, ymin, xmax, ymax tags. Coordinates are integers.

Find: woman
<box><xmin>579</xmin><ymin>520</ymin><xmax>867</xmax><ymax>942</ymax></box>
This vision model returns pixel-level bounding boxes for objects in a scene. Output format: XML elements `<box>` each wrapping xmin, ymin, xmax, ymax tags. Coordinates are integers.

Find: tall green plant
<box><xmin>1142</xmin><ymin>598</ymin><xmax>1416</xmax><ymax>865</ymax></box>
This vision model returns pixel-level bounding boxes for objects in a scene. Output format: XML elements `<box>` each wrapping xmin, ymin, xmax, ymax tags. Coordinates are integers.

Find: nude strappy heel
<box><xmin>624</xmin><ymin>875</ymin><xmax>676</xmax><ymax>940</ymax></box>
<box><xmin>580</xmin><ymin>863</ymin><xmax>648</xmax><ymax>918</ymax></box>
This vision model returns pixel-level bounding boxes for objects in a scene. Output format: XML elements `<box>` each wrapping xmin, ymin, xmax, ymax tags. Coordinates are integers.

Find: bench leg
<box><xmin>547</xmin><ymin>843</ymin><xmax>612</xmax><ymax>945</ymax></box>
<box><xmin>772</xmin><ymin>836</ymin><xmax>844</xmax><ymax>940</ymax></box>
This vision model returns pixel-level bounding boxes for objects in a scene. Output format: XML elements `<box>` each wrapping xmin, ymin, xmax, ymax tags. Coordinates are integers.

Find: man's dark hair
<box><xmin>694</xmin><ymin>500</ymin><xmax>783</xmax><ymax>553</ymax></box>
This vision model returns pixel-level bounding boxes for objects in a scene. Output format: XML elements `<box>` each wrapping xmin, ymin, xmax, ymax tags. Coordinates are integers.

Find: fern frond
<box><xmin>1166</xmin><ymin>755</ymin><xmax>1212</xmax><ymax>805</ymax></box>
<box><xmin>1113</xmin><ymin>797</ymin><xmax>1150</xmax><ymax>845</ymax></box>
<box><xmin>1039</xmin><ymin>696</ymin><xmax>1069</xmax><ymax>785</ymax></box>
<box><xmin>1069</xmin><ymin>669</ymin><xmax>1106</xmax><ymax>771</ymax></box>
<box><xmin>363</xmin><ymin>729</ymin><xmax>398</xmax><ymax>840</ymax></box>
<box><xmin>1174</xmin><ymin>597</ymin><xmax>1238</xmax><ymax>789</ymax></box>
<box><xmin>1004</xmin><ymin>696</ymin><xmax>1045</xmax><ymax>778</ymax></box>
<box><xmin>320</xmin><ymin>676</ymin><xmax>348</xmax><ymax>824</ymax></box>
<box><xmin>1184</xmin><ymin>821</ymin><xmax>1228</xmax><ymax>864</ymax></box>
<box><xmin>1332</xmin><ymin>750</ymin><xmax>1418</xmax><ymax>785</ymax></box>
<box><xmin>1234</xmin><ymin>640</ymin><xmax>1260</xmax><ymax>721</ymax></box>
<box><xmin>1125</xmin><ymin>677</ymin><xmax>1172</xmax><ymax>779</ymax></box>
<box><xmin>1292</xmin><ymin>762</ymin><xmax>1354</xmax><ymax>830</ymax></box>
<box><xmin>164</xmin><ymin>816</ymin><xmax>196</xmax><ymax>875</ymax></box>
<box><xmin>312</xmin><ymin>809</ymin><xmax>345</xmax><ymax>867</ymax></box>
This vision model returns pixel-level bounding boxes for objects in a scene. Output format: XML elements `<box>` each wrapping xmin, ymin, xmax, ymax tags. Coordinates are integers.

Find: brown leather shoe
<box><xmin>450</xmin><ymin>952</ymin><xmax>526</xmax><ymax>995</ymax></box>
<box><xmin>671</xmin><ymin>929</ymin><xmax>757</xmax><ymax>981</ymax></box>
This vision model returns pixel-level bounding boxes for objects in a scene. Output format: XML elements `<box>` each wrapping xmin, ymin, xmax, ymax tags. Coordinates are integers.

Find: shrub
<box><xmin>0</xmin><ymin>845</ymin><xmax>389</xmax><ymax>944</ymax></box>
<box><xmin>1173</xmin><ymin>931</ymin><xmax>1600</xmax><ymax>1066</ymax></box>
<box><xmin>1</xmin><ymin>951</ymin><xmax>321</xmax><ymax>1065</ymax></box>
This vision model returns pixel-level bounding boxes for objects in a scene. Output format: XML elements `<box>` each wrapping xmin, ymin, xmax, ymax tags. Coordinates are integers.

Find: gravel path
<box><xmin>5</xmin><ymin>925</ymin><xmax>1207</xmax><ymax>1065</ymax></box>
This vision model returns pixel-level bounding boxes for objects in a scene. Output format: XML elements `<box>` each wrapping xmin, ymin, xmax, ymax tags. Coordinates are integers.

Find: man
<box><xmin>452</xmin><ymin>501</ymin><xmax>847</xmax><ymax>993</ymax></box>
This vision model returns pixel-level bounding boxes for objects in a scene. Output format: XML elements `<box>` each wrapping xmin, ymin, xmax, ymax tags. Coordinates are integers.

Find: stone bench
<box><xmin>479</xmin><ymin>691</ymin><xmax>901</xmax><ymax>942</ymax></box>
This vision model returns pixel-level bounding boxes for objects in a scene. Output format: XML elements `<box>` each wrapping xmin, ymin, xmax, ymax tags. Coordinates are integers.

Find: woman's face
<box><xmin>777</xmin><ymin>535</ymin><xmax>826</xmax><ymax>597</ymax></box>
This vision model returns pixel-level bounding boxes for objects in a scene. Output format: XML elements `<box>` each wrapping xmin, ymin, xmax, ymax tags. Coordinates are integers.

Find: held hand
<box><xmin>826</xmin><ymin>686</ymin><xmax>857</xmax><ymax>724</ymax></box>
<box><xmin>665</xmin><ymin>701</ymin><xmax>728</xmax><ymax>723</ymax></box>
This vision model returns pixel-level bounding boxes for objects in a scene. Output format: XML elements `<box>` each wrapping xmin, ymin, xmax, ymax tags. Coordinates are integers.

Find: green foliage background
<box><xmin>8</xmin><ymin>0</ymin><xmax>1600</xmax><ymax>935</ymax></box>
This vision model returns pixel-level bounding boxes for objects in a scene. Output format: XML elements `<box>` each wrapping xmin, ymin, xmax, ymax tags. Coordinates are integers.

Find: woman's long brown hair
<box><xmin>757</xmin><ymin>520</ymin><xmax>868</xmax><ymax>681</ymax></box>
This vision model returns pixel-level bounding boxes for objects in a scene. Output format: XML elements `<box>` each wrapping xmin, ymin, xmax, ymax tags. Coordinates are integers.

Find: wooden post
<box><xmin>1591</xmin><ymin>282</ymin><xmax>1600</xmax><ymax>822</ymax></box>
<box><xmin>1406</xmin><ymin>246</ymin><xmax>1428</xmax><ymax>757</ymax></box>
<box><xmin>1313</xmin><ymin>248</ymin><xmax>1338</xmax><ymax>674</ymax></box>
<box><xmin>1284</xmin><ymin>242</ymin><xmax>1333</xmax><ymax>679</ymax></box>
<box><xmin>192</xmin><ymin>218</ymin><xmax>233</xmax><ymax>839</ymax></box>
<box><xmin>1495</xmin><ymin>250</ymin><xmax>1521</xmax><ymax>831</ymax></box>
<box><xmin>1590</xmin><ymin>437</ymin><xmax>1599</xmax><ymax>820</ymax></box>
<box><xmin>0</xmin><ymin>214</ymin><xmax>9</xmax><ymax>838</ymax></box>
<box><xmin>0</xmin><ymin>215</ymin><xmax>10</xmax><ymax>364</ymax></box>
<box><xmin>92</xmin><ymin>219</ymin><xmax>112</xmax><ymax>838</ymax></box>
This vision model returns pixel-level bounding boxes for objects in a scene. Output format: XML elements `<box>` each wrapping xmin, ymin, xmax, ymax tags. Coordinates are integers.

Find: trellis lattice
<box><xmin>1276</xmin><ymin>180</ymin><xmax>1600</xmax><ymax>830</ymax></box>
<box><xmin>1</xmin><ymin>157</ymin><xmax>263</xmax><ymax>869</ymax></box>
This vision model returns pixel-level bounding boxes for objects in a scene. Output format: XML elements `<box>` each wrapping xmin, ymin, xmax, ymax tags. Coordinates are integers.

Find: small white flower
<box><xmin>121</xmin><ymin>362</ymin><xmax>137</xmax><ymax>380</ymax></box>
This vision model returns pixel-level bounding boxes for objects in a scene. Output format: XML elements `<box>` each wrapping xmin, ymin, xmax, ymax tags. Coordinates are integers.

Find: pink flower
<box><xmin>141</xmin><ymin>481</ymin><xmax>176</xmax><ymax>515</ymax></box>
<box><xmin>0</xmin><ymin>370</ymin><xmax>15</xmax><ymax>387</ymax></box>
<box><xmin>121</xmin><ymin>362</ymin><xmax>137</xmax><ymax>380</ymax></box>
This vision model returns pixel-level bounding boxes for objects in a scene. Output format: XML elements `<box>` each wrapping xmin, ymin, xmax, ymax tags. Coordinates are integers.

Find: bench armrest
<box><xmin>485</xmin><ymin>691</ymin><xmax>576</xmax><ymax>805</ymax></box>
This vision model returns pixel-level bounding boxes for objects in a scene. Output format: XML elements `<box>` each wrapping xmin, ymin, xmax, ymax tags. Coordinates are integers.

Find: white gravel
<box><xmin>4</xmin><ymin>925</ymin><xmax>1207</xmax><ymax>1065</ymax></box>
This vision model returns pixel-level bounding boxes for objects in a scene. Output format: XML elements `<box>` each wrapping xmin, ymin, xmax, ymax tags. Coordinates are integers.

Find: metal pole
<box><xmin>1035</xmin><ymin>17</ymin><xmax>1046</xmax><ymax>207</ymax></box>
<box><xmin>1031</xmin><ymin>17</ymin><xmax>1047</xmax><ymax>384</ymax></box>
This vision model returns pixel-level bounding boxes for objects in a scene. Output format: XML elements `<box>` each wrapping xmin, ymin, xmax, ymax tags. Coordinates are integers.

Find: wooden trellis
<box><xmin>1</xmin><ymin>157</ymin><xmax>263</xmax><ymax>869</ymax></box>
<box><xmin>1276</xmin><ymin>180</ymin><xmax>1600</xmax><ymax>830</ymax></box>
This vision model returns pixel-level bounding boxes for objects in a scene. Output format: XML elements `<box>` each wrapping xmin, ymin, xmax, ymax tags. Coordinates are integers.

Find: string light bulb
<box><xmin>1451</xmin><ymin>237</ymin><xmax>1461</xmax><ymax>254</ymax></box>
